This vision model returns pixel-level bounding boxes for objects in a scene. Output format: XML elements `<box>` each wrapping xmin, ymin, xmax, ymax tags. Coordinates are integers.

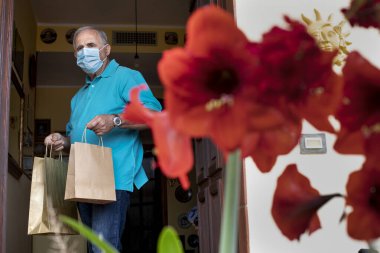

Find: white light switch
<box><xmin>300</xmin><ymin>133</ymin><xmax>327</xmax><ymax>154</ymax></box>
<box><xmin>304</xmin><ymin>137</ymin><xmax>323</xmax><ymax>149</ymax></box>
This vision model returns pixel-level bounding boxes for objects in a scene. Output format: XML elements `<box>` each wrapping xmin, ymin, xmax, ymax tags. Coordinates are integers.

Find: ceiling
<box><xmin>30</xmin><ymin>0</ymin><xmax>193</xmax><ymax>94</ymax></box>
<box><xmin>30</xmin><ymin>0</ymin><xmax>192</xmax><ymax>26</ymax></box>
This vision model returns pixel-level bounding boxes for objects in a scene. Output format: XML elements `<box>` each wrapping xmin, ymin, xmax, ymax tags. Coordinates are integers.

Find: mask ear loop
<box><xmin>99</xmin><ymin>44</ymin><xmax>109</xmax><ymax>62</ymax></box>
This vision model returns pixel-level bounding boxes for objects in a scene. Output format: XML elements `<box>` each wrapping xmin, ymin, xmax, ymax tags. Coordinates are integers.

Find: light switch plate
<box><xmin>300</xmin><ymin>133</ymin><xmax>327</xmax><ymax>154</ymax></box>
<box><xmin>305</xmin><ymin>137</ymin><xmax>323</xmax><ymax>149</ymax></box>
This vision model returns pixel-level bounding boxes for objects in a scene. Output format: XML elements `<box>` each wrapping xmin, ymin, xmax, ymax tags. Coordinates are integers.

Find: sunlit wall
<box><xmin>235</xmin><ymin>0</ymin><xmax>380</xmax><ymax>252</ymax></box>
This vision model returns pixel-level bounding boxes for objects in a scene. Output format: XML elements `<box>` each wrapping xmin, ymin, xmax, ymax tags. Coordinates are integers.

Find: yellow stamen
<box><xmin>313</xmin><ymin>87</ymin><xmax>325</xmax><ymax>95</ymax></box>
<box><xmin>343</xmin><ymin>97</ymin><xmax>351</xmax><ymax>105</ymax></box>
<box><xmin>361</xmin><ymin>123</ymin><xmax>380</xmax><ymax>137</ymax></box>
<box><xmin>371</xmin><ymin>123</ymin><xmax>380</xmax><ymax>133</ymax></box>
<box><xmin>152</xmin><ymin>147</ymin><xmax>158</xmax><ymax>156</ymax></box>
<box><xmin>362</xmin><ymin>126</ymin><xmax>371</xmax><ymax>137</ymax></box>
<box><xmin>205</xmin><ymin>94</ymin><xmax>234</xmax><ymax>111</ymax></box>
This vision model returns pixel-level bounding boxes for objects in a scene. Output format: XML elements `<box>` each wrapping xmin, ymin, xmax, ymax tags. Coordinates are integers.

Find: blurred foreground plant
<box><xmin>122</xmin><ymin>3</ymin><xmax>380</xmax><ymax>252</ymax></box>
<box><xmin>60</xmin><ymin>216</ymin><xmax>184</xmax><ymax>253</ymax></box>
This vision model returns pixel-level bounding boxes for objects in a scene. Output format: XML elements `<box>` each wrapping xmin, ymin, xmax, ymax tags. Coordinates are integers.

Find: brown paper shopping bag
<box><xmin>28</xmin><ymin>149</ymin><xmax>78</xmax><ymax>235</ymax></box>
<box><xmin>65</xmin><ymin>129</ymin><xmax>116</xmax><ymax>204</ymax></box>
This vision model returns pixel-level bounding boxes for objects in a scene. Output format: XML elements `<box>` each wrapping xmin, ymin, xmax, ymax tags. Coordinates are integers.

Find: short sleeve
<box><xmin>121</xmin><ymin>70</ymin><xmax>162</xmax><ymax>112</ymax></box>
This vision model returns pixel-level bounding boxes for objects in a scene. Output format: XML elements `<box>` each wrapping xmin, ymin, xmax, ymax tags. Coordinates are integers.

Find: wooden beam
<box><xmin>0</xmin><ymin>0</ymin><xmax>14</xmax><ymax>251</ymax></box>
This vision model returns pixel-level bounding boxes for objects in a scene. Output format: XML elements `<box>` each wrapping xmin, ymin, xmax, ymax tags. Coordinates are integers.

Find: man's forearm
<box><xmin>119</xmin><ymin>121</ymin><xmax>149</xmax><ymax>130</ymax></box>
<box><xmin>117</xmin><ymin>113</ymin><xmax>149</xmax><ymax>130</ymax></box>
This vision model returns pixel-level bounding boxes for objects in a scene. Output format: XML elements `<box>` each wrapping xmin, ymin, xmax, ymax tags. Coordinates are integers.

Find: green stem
<box><xmin>218</xmin><ymin>149</ymin><xmax>242</xmax><ymax>253</ymax></box>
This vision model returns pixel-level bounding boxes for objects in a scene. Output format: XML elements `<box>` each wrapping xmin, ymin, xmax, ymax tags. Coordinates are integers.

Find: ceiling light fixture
<box><xmin>134</xmin><ymin>0</ymin><xmax>139</xmax><ymax>68</ymax></box>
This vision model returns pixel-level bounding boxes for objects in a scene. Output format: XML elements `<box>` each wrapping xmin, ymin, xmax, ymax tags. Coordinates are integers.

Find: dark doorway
<box><xmin>122</xmin><ymin>151</ymin><xmax>167</xmax><ymax>253</ymax></box>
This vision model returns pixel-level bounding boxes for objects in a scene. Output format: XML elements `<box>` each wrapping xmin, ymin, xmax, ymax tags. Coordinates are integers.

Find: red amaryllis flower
<box><xmin>122</xmin><ymin>85</ymin><xmax>193</xmax><ymax>190</ymax></box>
<box><xmin>363</xmin><ymin>126</ymin><xmax>380</xmax><ymax>167</ymax></box>
<box><xmin>272</xmin><ymin>164</ymin><xmax>341</xmax><ymax>240</ymax></box>
<box><xmin>242</xmin><ymin>115</ymin><xmax>302</xmax><ymax>173</ymax></box>
<box><xmin>300</xmin><ymin>73</ymin><xmax>343</xmax><ymax>133</ymax></box>
<box><xmin>334</xmin><ymin>52</ymin><xmax>380</xmax><ymax>154</ymax></box>
<box><xmin>336</xmin><ymin>52</ymin><xmax>380</xmax><ymax>132</ymax></box>
<box><xmin>158</xmin><ymin>5</ymin><xmax>263</xmax><ymax>152</ymax></box>
<box><xmin>334</xmin><ymin>128</ymin><xmax>366</xmax><ymax>154</ymax></box>
<box><xmin>251</xmin><ymin>18</ymin><xmax>340</xmax><ymax>132</ymax></box>
<box><xmin>346</xmin><ymin>165</ymin><xmax>380</xmax><ymax>240</ymax></box>
<box><xmin>342</xmin><ymin>0</ymin><xmax>380</xmax><ymax>29</ymax></box>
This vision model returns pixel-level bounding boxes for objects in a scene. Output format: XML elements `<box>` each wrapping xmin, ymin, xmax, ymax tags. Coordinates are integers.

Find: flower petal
<box><xmin>122</xmin><ymin>86</ymin><xmax>193</xmax><ymax>190</ymax></box>
<box><xmin>334</xmin><ymin>127</ymin><xmax>365</xmax><ymax>154</ymax></box>
<box><xmin>302</xmin><ymin>73</ymin><xmax>343</xmax><ymax>133</ymax></box>
<box><xmin>247</xmin><ymin>105</ymin><xmax>285</xmax><ymax>131</ymax></box>
<box><xmin>346</xmin><ymin>166</ymin><xmax>380</xmax><ymax>240</ymax></box>
<box><xmin>347</xmin><ymin>207</ymin><xmax>380</xmax><ymax>240</ymax></box>
<box><xmin>186</xmin><ymin>5</ymin><xmax>248</xmax><ymax>57</ymax></box>
<box><xmin>159</xmin><ymin>48</ymin><xmax>217</xmax><ymax>98</ymax></box>
<box><xmin>255</xmin><ymin>17</ymin><xmax>339</xmax><ymax>131</ymax></box>
<box><xmin>364</xmin><ymin>131</ymin><xmax>380</xmax><ymax>167</ymax></box>
<box><xmin>122</xmin><ymin>85</ymin><xmax>154</xmax><ymax>125</ymax></box>
<box><xmin>251</xmin><ymin>152</ymin><xmax>277</xmax><ymax>173</ymax></box>
<box><xmin>244</xmin><ymin>117</ymin><xmax>302</xmax><ymax>173</ymax></box>
<box><xmin>336</xmin><ymin>51</ymin><xmax>380</xmax><ymax>132</ymax></box>
<box><xmin>158</xmin><ymin>6</ymin><xmax>259</xmax><ymax>153</ymax></box>
<box><xmin>342</xmin><ymin>0</ymin><xmax>380</xmax><ymax>29</ymax></box>
<box><xmin>151</xmin><ymin>112</ymin><xmax>193</xmax><ymax>190</ymax></box>
<box><xmin>272</xmin><ymin>164</ymin><xmax>339</xmax><ymax>240</ymax></box>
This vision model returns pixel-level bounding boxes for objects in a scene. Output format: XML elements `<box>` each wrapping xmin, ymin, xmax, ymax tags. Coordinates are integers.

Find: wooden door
<box><xmin>0</xmin><ymin>0</ymin><xmax>14</xmax><ymax>252</ymax></box>
<box><xmin>195</xmin><ymin>138</ymin><xmax>225</xmax><ymax>253</ymax></box>
<box><xmin>195</xmin><ymin>138</ymin><xmax>249</xmax><ymax>253</ymax></box>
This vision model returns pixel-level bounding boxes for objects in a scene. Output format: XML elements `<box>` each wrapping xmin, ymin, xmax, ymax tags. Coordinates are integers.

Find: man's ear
<box><xmin>105</xmin><ymin>44</ymin><xmax>111</xmax><ymax>56</ymax></box>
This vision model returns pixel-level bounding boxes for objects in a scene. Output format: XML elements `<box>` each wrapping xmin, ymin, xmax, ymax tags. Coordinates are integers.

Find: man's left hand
<box><xmin>86</xmin><ymin>114</ymin><xmax>114</xmax><ymax>135</ymax></box>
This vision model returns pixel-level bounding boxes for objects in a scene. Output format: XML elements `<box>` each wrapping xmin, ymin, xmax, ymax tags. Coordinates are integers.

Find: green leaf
<box><xmin>157</xmin><ymin>226</ymin><xmax>184</xmax><ymax>253</ymax></box>
<box><xmin>60</xmin><ymin>215</ymin><xmax>119</xmax><ymax>253</ymax></box>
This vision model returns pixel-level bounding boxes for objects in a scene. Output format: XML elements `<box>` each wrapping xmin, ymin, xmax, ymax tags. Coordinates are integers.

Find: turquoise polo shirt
<box><xmin>66</xmin><ymin>59</ymin><xmax>162</xmax><ymax>191</ymax></box>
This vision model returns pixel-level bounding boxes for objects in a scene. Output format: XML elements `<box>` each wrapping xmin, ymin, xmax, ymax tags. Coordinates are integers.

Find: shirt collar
<box><xmin>85</xmin><ymin>59</ymin><xmax>119</xmax><ymax>86</ymax></box>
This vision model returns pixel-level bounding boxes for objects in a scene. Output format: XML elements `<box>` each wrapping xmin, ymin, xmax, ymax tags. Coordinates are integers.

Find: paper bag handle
<box><xmin>81</xmin><ymin>127</ymin><xmax>104</xmax><ymax>146</ymax></box>
<box><xmin>45</xmin><ymin>144</ymin><xmax>63</xmax><ymax>161</ymax></box>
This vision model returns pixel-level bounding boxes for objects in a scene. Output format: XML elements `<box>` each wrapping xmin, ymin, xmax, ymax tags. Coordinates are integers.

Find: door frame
<box><xmin>0</xmin><ymin>0</ymin><xmax>14</xmax><ymax>252</ymax></box>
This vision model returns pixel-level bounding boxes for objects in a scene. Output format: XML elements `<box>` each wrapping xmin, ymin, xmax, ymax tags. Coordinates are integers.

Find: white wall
<box><xmin>235</xmin><ymin>0</ymin><xmax>380</xmax><ymax>252</ymax></box>
<box><xmin>244</xmin><ymin>122</ymin><xmax>366</xmax><ymax>253</ymax></box>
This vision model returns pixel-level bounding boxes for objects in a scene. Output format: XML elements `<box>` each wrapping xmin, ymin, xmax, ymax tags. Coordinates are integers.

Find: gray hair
<box><xmin>73</xmin><ymin>26</ymin><xmax>108</xmax><ymax>48</ymax></box>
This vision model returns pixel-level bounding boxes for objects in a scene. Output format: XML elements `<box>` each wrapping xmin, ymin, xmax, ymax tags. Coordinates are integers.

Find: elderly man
<box><xmin>44</xmin><ymin>26</ymin><xmax>162</xmax><ymax>252</ymax></box>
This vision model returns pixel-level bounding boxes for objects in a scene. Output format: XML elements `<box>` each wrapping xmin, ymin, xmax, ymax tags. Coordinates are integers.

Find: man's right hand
<box><xmin>44</xmin><ymin>133</ymin><xmax>67</xmax><ymax>152</ymax></box>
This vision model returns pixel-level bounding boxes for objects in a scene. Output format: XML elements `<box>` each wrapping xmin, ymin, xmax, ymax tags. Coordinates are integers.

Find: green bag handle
<box><xmin>45</xmin><ymin>143</ymin><xmax>63</xmax><ymax>161</ymax></box>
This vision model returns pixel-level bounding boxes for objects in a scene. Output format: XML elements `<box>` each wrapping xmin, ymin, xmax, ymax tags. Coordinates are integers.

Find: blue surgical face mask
<box><xmin>76</xmin><ymin>45</ymin><xmax>107</xmax><ymax>74</ymax></box>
